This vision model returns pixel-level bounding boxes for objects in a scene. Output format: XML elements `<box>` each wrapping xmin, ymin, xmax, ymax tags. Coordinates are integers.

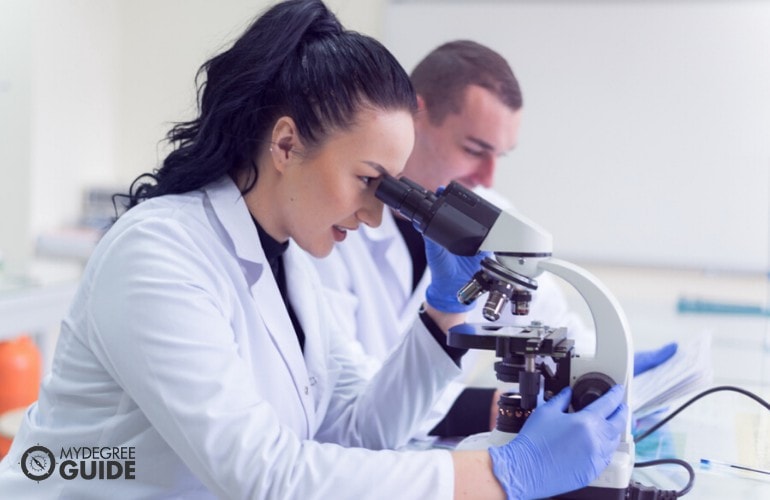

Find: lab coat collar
<box><xmin>360</xmin><ymin>209</ymin><xmax>413</xmax><ymax>307</ymax></box>
<box><xmin>205</xmin><ymin>176</ymin><xmax>316</xmax><ymax>435</ymax></box>
<box><xmin>205</xmin><ymin>176</ymin><xmax>264</xmax><ymax>265</ymax></box>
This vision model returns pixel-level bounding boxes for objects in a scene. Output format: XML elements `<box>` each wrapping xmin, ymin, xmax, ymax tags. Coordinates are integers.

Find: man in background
<box><xmin>313</xmin><ymin>40</ymin><xmax>676</xmax><ymax>437</ymax></box>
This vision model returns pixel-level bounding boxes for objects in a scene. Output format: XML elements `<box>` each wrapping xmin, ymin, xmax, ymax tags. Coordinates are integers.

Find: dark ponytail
<box><xmin>118</xmin><ymin>0</ymin><xmax>416</xmax><ymax>212</ymax></box>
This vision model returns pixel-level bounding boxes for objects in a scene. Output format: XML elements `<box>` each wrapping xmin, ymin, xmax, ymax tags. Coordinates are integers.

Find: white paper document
<box><xmin>631</xmin><ymin>332</ymin><xmax>714</xmax><ymax>418</ymax></box>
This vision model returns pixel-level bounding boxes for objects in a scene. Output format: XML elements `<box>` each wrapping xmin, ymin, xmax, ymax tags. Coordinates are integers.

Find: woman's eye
<box><xmin>359</xmin><ymin>176</ymin><xmax>373</xmax><ymax>187</ymax></box>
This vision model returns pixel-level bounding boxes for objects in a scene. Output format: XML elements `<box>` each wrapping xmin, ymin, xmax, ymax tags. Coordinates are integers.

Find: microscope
<box><xmin>375</xmin><ymin>176</ymin><xmax>635</xmax><ymax>499</ymax></box>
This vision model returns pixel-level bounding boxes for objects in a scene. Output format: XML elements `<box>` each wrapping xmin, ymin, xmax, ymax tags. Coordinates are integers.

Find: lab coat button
<box><xmin>304</xmin><ymin>386</ymin><xmax>309</xmax><ymax>395</ymax></box>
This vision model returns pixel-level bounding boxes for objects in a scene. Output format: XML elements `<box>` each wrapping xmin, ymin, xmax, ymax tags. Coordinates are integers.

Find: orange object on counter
<box><xmin>0</xmin><ymin>335</ymin><xmax>42</xmax><ymax>458</ymax></box>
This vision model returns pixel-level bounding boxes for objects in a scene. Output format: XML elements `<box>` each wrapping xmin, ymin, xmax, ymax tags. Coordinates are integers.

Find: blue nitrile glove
<box><xmin>424</xmin><ymin>237</ymin><xmax>490</xmax><ymax>313</ymax></box>
<box><xmin>634</xmin><ymin>342</ymin><xmax>677</xmax><ymax>376</ymax></box>
<box><xmin>489</xmin><ymin>385</ymin><xmax>628</xmax><ymax>500</ymax></box>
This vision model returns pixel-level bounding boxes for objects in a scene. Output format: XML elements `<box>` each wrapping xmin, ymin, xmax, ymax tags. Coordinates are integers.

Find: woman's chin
<box><xmin>303</xmin><ymin>239</ymin><xmax>335</xmax><ymax>259</ymax></box>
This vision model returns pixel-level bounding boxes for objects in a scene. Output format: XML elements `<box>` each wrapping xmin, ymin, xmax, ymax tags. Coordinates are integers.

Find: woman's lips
<box><xmin>333</xmin><ymin>225</ymin><xmax>348</xmax><ymax>242</ymax></box>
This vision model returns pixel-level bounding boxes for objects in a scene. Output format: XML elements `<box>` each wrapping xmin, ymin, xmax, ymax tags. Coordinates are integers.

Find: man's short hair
<box><xmin>410</xmin><ymin>40</ymin><xmax>522</xmax><ymax>125</ymax></box>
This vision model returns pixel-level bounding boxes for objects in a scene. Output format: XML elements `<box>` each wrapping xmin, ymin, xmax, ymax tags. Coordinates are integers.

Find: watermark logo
<box><xmin>19</xmin><ymin>445</ymin><xmax>136</xmax><ymax>481</ymax></box>
<box><xmin>20</xmin><ymin>445</ymin><xmax>56</xmax><ymax>482</ymax></box>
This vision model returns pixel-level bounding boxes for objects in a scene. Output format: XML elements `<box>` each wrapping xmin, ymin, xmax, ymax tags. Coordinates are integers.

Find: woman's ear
<box><xmin>270</xmin><ymin>117</ymin><xmax>301</xmax><ymax>171</ymax></box>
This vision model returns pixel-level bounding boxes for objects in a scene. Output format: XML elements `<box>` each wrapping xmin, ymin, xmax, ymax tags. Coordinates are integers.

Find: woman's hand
<box><xmin>488</xmin><ymin>385</ymin><xmax>628</xmax><ymax>499</ymax></box>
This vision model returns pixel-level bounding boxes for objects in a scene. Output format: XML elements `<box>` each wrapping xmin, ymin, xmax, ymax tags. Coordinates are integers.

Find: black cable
<box><xmin>634</xmin><ymin>385</ymin><xmax>770</xmax><ymax>444</ymax></box>
<box><xmin>631</xmin><ymin>385</ymin><xmax>769</xmax><ymax>496</ymax></box>
<box><xmin>635</xmin><ymin>458</ymin><xmax>695</xmax><ymax>497</ymax></box>
<box><xmin>627</xmin><ymin>386</ymin><xmax>768</xmax><ymax>497</ymax></box>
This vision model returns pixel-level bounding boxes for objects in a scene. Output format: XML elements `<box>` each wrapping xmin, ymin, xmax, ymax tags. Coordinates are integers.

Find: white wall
<box><xmin>13</xmin><ymin>0</ymin><xmax>758</xmax><ymax>273</ymax></box>
<box><xmin>385</xmin><ymin>0</ymin><xmax>770</xmax><ymax>273</ymax></box>
<box><xmin>0</xmin><ymin>0</ymin><xmax>33</xmax><ymax>270</ymax></box>
<box><xmin>113</xmin><ymin>0</ymin><xmax>386</xmax><ymax>185</ymax></box>
<box><xmin>0</xmin><ymin>0</ymin><xmax>120</xmax><ymax>271</ymax></box>
<box><xmin>29</xmin><ymin>0</ymin><xmax>121</xmax><ymax>236</ymax></box>
<box><xmin>113</xmin><ymin>0</ymin><xmax>269</xmax><ymax>188</ymax></box>
<box><xmin>0</xmin><ymin>0</ymin><xmax>385</xmax><ymax>272</ymax></box>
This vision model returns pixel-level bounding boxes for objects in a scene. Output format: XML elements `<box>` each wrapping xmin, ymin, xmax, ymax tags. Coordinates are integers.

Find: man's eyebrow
<box><xmin>362</xmin><ymin>161</ymin><xmax>387</xmax><ymax>176</ymax></box>
<box><xmin>466</xmin><ymin>136</ymin><xmax>495</xmax><ymax>151</ymax></box>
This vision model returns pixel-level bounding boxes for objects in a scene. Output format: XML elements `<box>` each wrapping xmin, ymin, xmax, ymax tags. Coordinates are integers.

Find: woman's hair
<box><xmin>410</xmin><ymin>40</ymin><xmax>522</xmax><ymax>126</ymax></box>
<box><xmin>119</xmin><ymin>0</ymin><xmax>416</xmax><ymax>211</ymax></box>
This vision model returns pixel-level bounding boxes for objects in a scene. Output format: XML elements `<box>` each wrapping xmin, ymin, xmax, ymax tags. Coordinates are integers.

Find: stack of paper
<box><xmin>632</xmin><ymin>333</ymin><xmax>714</xmax><ymax>418</ymax></box>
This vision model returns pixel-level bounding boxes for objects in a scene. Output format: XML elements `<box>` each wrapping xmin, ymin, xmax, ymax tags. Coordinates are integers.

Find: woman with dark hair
<box><xmin>0</xmin><ymin>1</ymin><xmax>626</xmax><ymax>498</ymax></box>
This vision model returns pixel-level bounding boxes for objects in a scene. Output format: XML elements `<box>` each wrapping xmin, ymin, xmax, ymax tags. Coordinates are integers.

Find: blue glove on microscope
<box><xmin>634</xmin><ymin>342</ymin><xmax>678</xmax><ymax>376</ymax></box>
<box><xmin>424</xmin><ymin>238</ymin><xmax>490</xmax><ymax>313</ymax></box>
<box><xmin>488</xmin><ymin>385</ymin><xmax>628</xmax><ymax>500</ymax></box>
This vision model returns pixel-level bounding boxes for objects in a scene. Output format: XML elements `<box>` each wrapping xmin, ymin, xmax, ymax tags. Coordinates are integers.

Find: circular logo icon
<box><xmin>20</xmin><ymin>445</ymin><xmax>56</xmax><ymax>481</ymax></box>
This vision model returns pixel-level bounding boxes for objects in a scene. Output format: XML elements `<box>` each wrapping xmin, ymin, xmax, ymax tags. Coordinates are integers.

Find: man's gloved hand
<box><xmin>634</xmin><ymin>342</ymin><xmax>678</xmax><ymax>376</ymax></box>
<box><xmin>424</xmin><ymin>238</ymin><xmax>489</xmax><ymax>313</ymax></box>
<box><xmin>488</xmin><ymin>385</ymin><xmax>628</xmax><ymax>500</ymax></box>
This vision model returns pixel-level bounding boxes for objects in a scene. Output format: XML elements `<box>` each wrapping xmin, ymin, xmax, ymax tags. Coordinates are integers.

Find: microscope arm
<box><xmin>537</xmin><ymin>258</ymin><xmax>634</xmax><ymax>440</ymax></box>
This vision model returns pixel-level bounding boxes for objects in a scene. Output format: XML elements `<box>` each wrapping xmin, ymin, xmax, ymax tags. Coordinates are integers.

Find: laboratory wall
<box><xmin>3</xmin><ymin>0</ymin><xmax>767</xmax><ymax>275</ymax></box>
<box><xmin>385</xmin><ymin>0</ymin><xmax>770</xmax><ymax>273</ymax></box>
<box><xmin>1</xmin><ymin>0</ymin><xmax>120</xmax><ymax>271</ymax></box>
<box><xmin>0</xmin><ymin>0</ymin><xmax>33</xmax><ymax>271</ymax></box>
<box><xmin>112</xmin><ymin>0</ymin><xmax>386</xmax><ymax>190</ymax></box>
<box><xmin>0</xmin><ymin>0</ymin><xmax>386</xmax><ymax>273</ymax></box>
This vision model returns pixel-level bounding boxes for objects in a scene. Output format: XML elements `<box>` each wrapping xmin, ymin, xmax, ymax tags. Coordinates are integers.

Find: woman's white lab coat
<box><xmin>0</xmin><ymin>176</ymin><xmax>458</xmax><ymax>499</ymax></box>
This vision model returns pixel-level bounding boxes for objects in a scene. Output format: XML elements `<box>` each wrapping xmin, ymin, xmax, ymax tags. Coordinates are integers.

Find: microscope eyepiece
<box><xmin>374</xmin><ymin>174</ymin><xmax>501</xmax><ymax>256</ymax></box>
<box><xmin>374</xmin><ymin>174</ymin><xmax>437</xmax><ymax>228</ymax></box>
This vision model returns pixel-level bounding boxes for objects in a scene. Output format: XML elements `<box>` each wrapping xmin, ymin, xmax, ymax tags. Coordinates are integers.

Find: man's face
<box><xmin>406</xmin><ymin>84</ymin><xmax>521</xmax><ymax>192</ymax></box>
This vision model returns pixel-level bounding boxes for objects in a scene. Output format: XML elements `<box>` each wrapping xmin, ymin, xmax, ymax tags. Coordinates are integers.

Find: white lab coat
<box><xmin>312</xmin><ymin>187</ymin><xmax>594</xmax><ymax>430</ymax></box>
<box><xmin>0</xmin><ymin>176</ymin><xmax>458</xmax><ymax>499</ymax></box>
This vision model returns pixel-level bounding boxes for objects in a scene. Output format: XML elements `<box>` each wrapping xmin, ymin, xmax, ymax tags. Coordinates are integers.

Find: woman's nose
<box><xmin>357</xmin><ymin>196</ymin><xmax>384</xmax><ymax>228</ymax></box>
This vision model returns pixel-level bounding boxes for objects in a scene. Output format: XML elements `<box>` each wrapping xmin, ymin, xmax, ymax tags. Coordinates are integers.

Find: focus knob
<box><xmin>571</xmin><ymin>372</ymin><xmax>615</xmax><ymax>411</ymax></box>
